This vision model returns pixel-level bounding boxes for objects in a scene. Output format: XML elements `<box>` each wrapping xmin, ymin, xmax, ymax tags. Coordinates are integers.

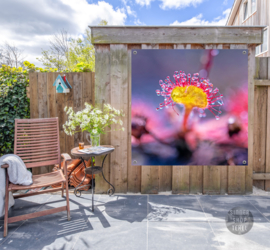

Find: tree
<box><xmin>37</xmin><ymin>20</ymin><xmax>107</xmax><ymax>72</ymax></box>
<box><xmin>0</xmin><ymin>42</ymin><xmax>25</xmax><ymax>68</ymax></box>
<box><xmin>37</xmin><ymin>29</ymin><xmax>69</xmax><ymax>71</ymax></box>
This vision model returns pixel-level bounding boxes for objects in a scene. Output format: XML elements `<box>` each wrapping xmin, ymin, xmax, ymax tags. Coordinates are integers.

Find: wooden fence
<box><xmin>29</xmin><ymin>72</ymin><xmax>95</xmax><ymax>175</ymax></box>
<box><xmin>29</xmin><ymin>26</ymin><xmax>270</xmax><ymax>195</ymax></box>
<box><xmin>253</xmin><ymin>57</ymin><xmax>270</xmax><ymax>191</ymax></box>
<box><xmin>91</xmin><ymin>26</ymin><xmax>263</xmax><ymax>195</ymax></box>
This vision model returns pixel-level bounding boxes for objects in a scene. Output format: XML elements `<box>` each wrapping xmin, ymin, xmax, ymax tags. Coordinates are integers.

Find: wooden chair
<box><xmin>1</xmin><ymin>118</ymin><xmax>72</xmax><ymax>237</ymax></box>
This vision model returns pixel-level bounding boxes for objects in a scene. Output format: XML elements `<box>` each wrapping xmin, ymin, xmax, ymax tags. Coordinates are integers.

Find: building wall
<box><xmin>229</xmin><ymin>0</ymin><xmax>269</xmax><ymax>57</ymax></box>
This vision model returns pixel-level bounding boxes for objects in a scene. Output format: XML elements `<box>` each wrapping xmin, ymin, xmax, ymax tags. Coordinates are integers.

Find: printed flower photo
<box><xmin>131</xmin><ymin>49</ymin><xmax>248</xmax><ymax>166</ymax></box>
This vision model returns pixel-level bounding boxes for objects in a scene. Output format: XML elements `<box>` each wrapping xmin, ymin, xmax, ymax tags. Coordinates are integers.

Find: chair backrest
<box><xmin>14</xmin><ymin>118</ymin><xmax>61</xmax><ymax>168</ymax></box>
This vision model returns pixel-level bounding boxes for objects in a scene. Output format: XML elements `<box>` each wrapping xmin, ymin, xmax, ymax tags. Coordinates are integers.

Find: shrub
<box><xmin>0</xmin><ymin>65</ymin><xmax>30</xmax><ymax>156</ymax></box>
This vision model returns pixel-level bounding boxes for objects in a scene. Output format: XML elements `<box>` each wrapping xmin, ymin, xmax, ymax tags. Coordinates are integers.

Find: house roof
<box><xmin>226</xmin><ymin>0</ymin><xmax>241</xmax><ymax>26</ymax></box>
<box><xmin>53</xmin><ymin>75</ymin><xmax>72</xmax><ymax>89</ymax></box>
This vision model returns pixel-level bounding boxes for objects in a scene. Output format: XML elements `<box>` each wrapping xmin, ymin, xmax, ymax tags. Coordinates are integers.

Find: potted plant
<box><xmin>63</xmin><ymin>103</ymin><xmax>125</xmax><ymax>148</ymax></box>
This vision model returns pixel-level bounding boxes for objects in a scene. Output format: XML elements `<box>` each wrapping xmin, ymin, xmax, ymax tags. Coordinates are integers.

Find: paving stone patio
<box><xmin>1</xmin><ymin>194</ymin><xmax>270</xmax><ymax>250</ymax></box>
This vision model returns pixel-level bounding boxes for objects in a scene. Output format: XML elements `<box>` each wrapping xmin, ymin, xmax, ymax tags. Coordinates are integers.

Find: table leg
<box><xmin>92</xmin><ymin>156</ymin><xmax>94</xmax><ymax>212</ymax></box>
<box><xmin>101</xmin><ymin>154</ymin><xmax>115</xmax><ymax>196</ymax></box>
<box><xmin>74</xmin><ymin>158</ymin><xmax>90</xmax><ymax>197</ymax></box>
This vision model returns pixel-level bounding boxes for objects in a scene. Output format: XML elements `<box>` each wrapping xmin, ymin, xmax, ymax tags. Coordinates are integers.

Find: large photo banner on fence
<box><xmin>131</xmin><ymin>49</ymin><xmax>248</xmax><ymax>166</ymax></box>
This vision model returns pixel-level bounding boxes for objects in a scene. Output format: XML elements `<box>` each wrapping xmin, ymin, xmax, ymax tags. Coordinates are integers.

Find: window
<box><xmin>255</xmin><ymin>29</ymin><xmax>268</xmax><ymax>55</ymax></box>
<box><xmin>243</xmin><ymin>1</ymin><xmax>248</xmax><ymax>20</ymax></box>
<box><xmin>262</xmin><ymin>29</ymin><xmax>268</xmax><ymax>53</ymax></box>
<box><xmin>251</xmin><ymin>0</ymin><xmax>257</xmax><ymax>14</ymax></box>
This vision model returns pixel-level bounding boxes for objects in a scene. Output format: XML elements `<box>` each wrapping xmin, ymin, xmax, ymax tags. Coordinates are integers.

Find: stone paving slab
<box><xmin>198</xmin><ymin>196</ymin><xmax>268</xmax><ymax>223</ymax></box>
<box><xmin>148</xmin><ymin>221</ymin><xmax>220</xmax><ymax>250</ymax></box>
<box><xmin>1</xmin><ymin>194</ymin><xmax>270</xmax><ymax>250</ymax></box>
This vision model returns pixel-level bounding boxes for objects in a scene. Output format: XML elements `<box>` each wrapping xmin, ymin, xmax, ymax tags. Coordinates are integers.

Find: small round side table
<box><xmin>71</xmin><ymin>145</ymin><xmax>115</xmax><ymax>211</ymax></box>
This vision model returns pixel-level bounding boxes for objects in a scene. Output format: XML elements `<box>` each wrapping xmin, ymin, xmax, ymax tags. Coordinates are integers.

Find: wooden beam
<box><xmin>247</xmin><ymin>45</ymin><xmax>256</xmax><ymax>193</ymax></box>
<box><xmin>253</xmin><ymin>173</ymin><xmax>270</xmax><ymax>180</ymax></box>
<box><xmin>254</xmin><ymin>79</ymin><xmax>270</xmax><ymax>86</ymax></box>
<box><xmin>90</xmin><ymin>26</ymin><xmax>264</xmax><ymax>45</ymax></box>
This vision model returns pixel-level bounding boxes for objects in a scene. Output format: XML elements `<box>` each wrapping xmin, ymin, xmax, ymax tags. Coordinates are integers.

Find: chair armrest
<box><xmin>1</xmin><ymin>164</ymin><xmax>9</xmax><ymax>169</ymax></box>
<box><xmin>61</xmin><ymin>153</ymin><xmax>72</xmax><ymax>162</ymax></box>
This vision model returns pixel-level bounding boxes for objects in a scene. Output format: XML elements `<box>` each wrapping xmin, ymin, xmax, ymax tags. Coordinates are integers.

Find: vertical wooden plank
<box><xmin>46</xmin><ymin>72</ymin><xmax>56</xmax><ymax>172</ymax></box>
<box><xmin>191</xmin><ymin>44</ymin><xmax>204</xmax><ymax>49</ymax></box>
<box><xmin>141</xmin><ymin>166</ymin><xmax>159</xmax><ymax>194</ymax></box>
<box><xmin>253</xmin><ymin>85</ymin><xmax>267</xmax><ymax>189</ymax></box>
<box><xmin>203</xmin><ymin>166</ymin><xmax>220</xmax><ymax>194</ymax></box>
<box><xmin>266</xmin><ymin>58</ymin><xmax>270</xmax><ymax>190</ymax></box>
<box><xmin>29</xmin><ymin>73</ymin><xmax>39</xmax><ymax>175</ymax></box>
<box><xmin>205</xmin><ymin>44</ymin><xmax>223</xmax><ymax>49</ymax></box>
<box><xmin>140</xmin><ymin>43</ymin><xmax>160</xmax><ymax>194</ymax></box>
<box><xmin>128</xmin><ymin>44</ymin><xmax>142</xmax><ymax>193</ymax></box>
<box><xmin>229</xmin><ymin>44</ymin><xmax>248</xmax><ymax>49</ymax></box>
<box><xmin>38</xmin><ymin>73</ymin><xmax>48</xmax><ymax>119</ymax></box>
<box><xmin>82</xmin><ymin>72</ymin><xmax>93</xmax><ymax>104</ymax></box>
<box><xmin>73</xmin><ymin>73</ymin><xmax>83</xmax><ymax>147</ymax></box>
<box><xmin>253</xmin><ymin>57</ymin><xmax>268</xmax><ymax>190</ymax></box>
<box><xmin>37</xmin><ymin>72</ymin><xmax>49</xmax><ymax>174</ymax></box>
<box><xmin>29</xmin><ymin>73</ymin><xmax>38</xmax><ymax>119</ymax></box>
<box><xmin>173</xmin><ymin>44</ymin><xmax>185</xmax><ymax>49</ymax></box>
<box><xmin>157</xmin><ymin>44</ymin><xmax>173</xmax><ymax>192</ymax></box>
<box><xmin>159</xmin><ymin>166</ymin><xmax>172</xmax><ymax>192</ymax></box>
<box><xmin>189</xmin><ymin>44</ymin><xmax>203</xmax><ymax>194</ymax></box>
<box><xmin>228</xmin><ymin>165</ymin><xmax>245</xmax><ymax>194</ymax></box>
<box><xmin>247</xmin><ymin>45</ymin><xmax>256</xmax><ymax>193</ymax></box>
<box><xmin>227</xmin><ymin>44</ymin><xmax>251</xmax><ymax>194</ymax></box>
<box><xmin>110</xmin><ymin>44</ymin><xmax>128</xmax><ymax>193</ymax></box>
<box><xmin>201</xmin><ymin>40</ymin><xmax>222</xmax><ymax>193</ymax></box>
<box><xmin>222</xmin><ymin>45</ymin><xmax>230</xmax><ymax>49</ymax></box>
<box><xmin>159</xmin><ymin>44</ymin><xmax>173</xmax><ymax>49</ymax></box>
<box><xmin>172</xmin><ymin>166</ymin><xmax>189</xmax><ymax>194</ymax></box>
<box><xmin>82</xmin><ymin>72</ymin><xmax>92</xmax><ymax>146</ymax></box>
<box><xmin>55</xmin><ymin>72</ymin><xmax>67</xmax><ymax>156</ymax></box>
<box><xmin>95</xmin><ymin>45</ymin><xmax>111</xmax><ymax>194</ymax></box>
<box><xmin>47</xmin><ymin>72</ymin><xmax>56</xmax><ymax>118</ymax></box>
<box><xmin>65</xmin><ymin>72</ymin><xmax>75</xmax><ymax>156</ymax></box>
<box><xmin>220</xmin><ymin>166</ymin><xmax>228</xmax><ymax>194</ymax></box>
<box><xmin>189</xmin><ymin>165</ymin><xmax>203</xmax><ymax>194</ymax></box>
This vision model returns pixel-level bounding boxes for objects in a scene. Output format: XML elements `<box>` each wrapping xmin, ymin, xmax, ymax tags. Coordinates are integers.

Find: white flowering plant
<box><xmin>63</xmin><ymin>103</ymin><xmax>125</xmax><ymax>136</ymax></box>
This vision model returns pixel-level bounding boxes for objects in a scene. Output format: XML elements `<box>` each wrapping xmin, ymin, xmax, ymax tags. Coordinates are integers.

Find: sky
<box><xmin>0</xmin><ymin>0</ymin><xmax>235</xmax><ymax>66</ymax></box>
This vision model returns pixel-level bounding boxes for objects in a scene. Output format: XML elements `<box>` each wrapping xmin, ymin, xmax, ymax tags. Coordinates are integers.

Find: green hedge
<box><xmin>0</xmin><ymin>66</ymin><xmax>30</xmax><ymax>156</ymax></box>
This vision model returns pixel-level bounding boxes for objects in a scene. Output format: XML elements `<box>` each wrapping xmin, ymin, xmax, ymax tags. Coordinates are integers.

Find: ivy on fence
<box><xmin>0</xmin><ymin>65</ymin><xmax>30</xmax><ymax>155</ymax></box>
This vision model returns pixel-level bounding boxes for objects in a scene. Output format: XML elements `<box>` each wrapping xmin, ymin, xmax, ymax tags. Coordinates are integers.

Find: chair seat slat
<box><xmin>20</xmin><ymin>153</ymin><xmax>59</xmax><ymax>160</ymax></box>
<box><xmin>8</xmin><ymin>170</ymin><xmax>65</xmax><ymax>191</ymax></box>
<box><xmin>17</xmin><ymin>151</ymin><xmax>59</xmax><ymax>157</ymax></box>
<box><xmin>25</xmin><ymin>159</ymin><xmax>60</xmax><ymax>168</ymax></box>
<box><xmin>23</xmin><ymin>157</ymin><xmax>58</xmax><ymax>164</ymax></box>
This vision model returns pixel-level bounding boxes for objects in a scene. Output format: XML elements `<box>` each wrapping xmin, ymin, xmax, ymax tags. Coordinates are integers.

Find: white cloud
<box><xmin>170</xmin><ymin>8</ymin><xmax>231</xmax><ymax>26</ymax></box>
<box><xmin>126</xmin><ymin>5</ymin><xmax>137</xmax><ymax>17</ymax></box>
<box><xmin>159</xmin><ymin>0</ymin><xmax>204</xmax><ymax>10</ymax></box>
<box><xmin>223</xmin><ymin>0</ymin><xmax>228</xmax><ymax>5</ymax></box>
<box><xmin>0</xmin><ymin>0</ymin><xmax>126</xmax><ymax>66</ymax></box>
<box><xmin>134</xmin><ymin>19</ymin><xmax>145</xmax><ymax>25</ymax></box>
<box><xmin>135</xmin><ymin>0</ymin><xmax>155</xmax><ymax>7</ymax></box>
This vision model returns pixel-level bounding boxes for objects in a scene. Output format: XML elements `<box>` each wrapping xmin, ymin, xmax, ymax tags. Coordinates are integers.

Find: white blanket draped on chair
<box><xmin>0</xmin><ymin>154</ymin><xmax>33</xmax><ymax>217</ymax></box>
